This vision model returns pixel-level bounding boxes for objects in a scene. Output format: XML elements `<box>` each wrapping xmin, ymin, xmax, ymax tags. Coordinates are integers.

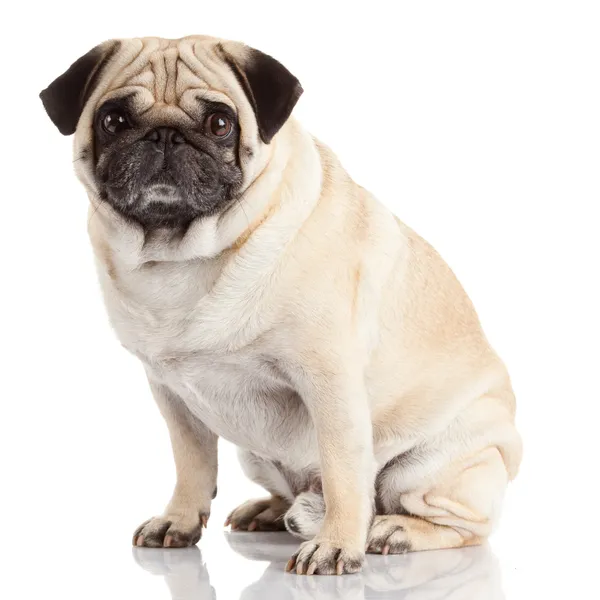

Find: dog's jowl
<box><xmin>41</xmin><ymin>36</ymin><xmax>522</xmax><ymax>576</ymax></box>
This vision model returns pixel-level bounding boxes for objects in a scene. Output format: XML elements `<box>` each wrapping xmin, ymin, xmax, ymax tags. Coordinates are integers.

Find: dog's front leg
<box><xmin>133</xmin><ymin>380</ymin><xmax>218</xmax><ymax>548</ymax></box>
<box><xmin>286</xmin><ymin>363</ymin><xmax>375</xmax><ymax>575</ymax></box>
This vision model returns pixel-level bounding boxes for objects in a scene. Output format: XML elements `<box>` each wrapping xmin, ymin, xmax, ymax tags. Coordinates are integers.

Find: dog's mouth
<box><xmin>100</xmin><ymin>182</ymin><xmax>198</xmax><ymax>229</ymax></box>
<box><xmin>101</xmin><ymin>164</ymin><xmax>225</xmax><ymax>228</ymax></box>
<box><xmin>96</xmin><ymin>138</ymin><xmax>242</xmax><ymax>229</ymax></box>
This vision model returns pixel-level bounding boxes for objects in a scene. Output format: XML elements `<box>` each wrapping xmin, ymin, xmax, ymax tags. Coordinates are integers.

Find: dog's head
<box><xmin>40</xmin><ymin>37</ymin><xmax>302</xmax><ymax>228</ymax></box>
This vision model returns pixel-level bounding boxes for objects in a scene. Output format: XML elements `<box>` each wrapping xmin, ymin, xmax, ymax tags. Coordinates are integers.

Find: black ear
<box><xmin>40</xmin><ymin>41</ymin><xmax>120</xmax><ymax>135</ymax></box>
<box><xmin>220</xmin><ymin>44</ymin><xmax>303</xmax><ymax>144</ymax></box>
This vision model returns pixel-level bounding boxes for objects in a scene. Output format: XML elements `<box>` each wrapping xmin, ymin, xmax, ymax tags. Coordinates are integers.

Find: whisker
<box><xmin>88</xmin><ymin>195</ymin><xmax>106</xmax><ymax>226</ymax></box>
<box><xmin>234</xmin><ymin>194</ymin><xmax>251</xmax><ymax>231</ymax></box>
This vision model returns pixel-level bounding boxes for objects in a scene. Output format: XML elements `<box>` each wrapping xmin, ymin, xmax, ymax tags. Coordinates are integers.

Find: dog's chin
<box><xmin>104</xmin><ymin>185</ymin><xmax>201</xmax><ymax>229</ymax></box>
<box><xmin>103</xmin><ymin>180</ymin><xmax>238</xmax><ymax>230</ymax></box>
<box><xmin>142</xmin><ymin>184</ymin><xmax>183</xmax><ymax>207</ymax></box>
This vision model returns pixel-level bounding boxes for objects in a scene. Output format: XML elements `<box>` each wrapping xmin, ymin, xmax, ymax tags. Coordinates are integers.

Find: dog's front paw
<box><xmin>285</xmin><ymin>539</ymin><xmax>364</xmax><ymax>575</ymax></box>
<box><xmin>133</xmin><ymin>512</ymin><xmax>208</xmax><ymax>548</ymax></box>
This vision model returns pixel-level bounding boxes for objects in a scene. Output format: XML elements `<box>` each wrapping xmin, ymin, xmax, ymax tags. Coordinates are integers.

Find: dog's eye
<box><xmin>102</xmin><ymin>111</ymin><xmax>130</xmax><ymax>135</ymax></box>
<box><xmin>205</xmin><ymin>113</ymin><xmax>233</xmax><ymax>139</ymax></box>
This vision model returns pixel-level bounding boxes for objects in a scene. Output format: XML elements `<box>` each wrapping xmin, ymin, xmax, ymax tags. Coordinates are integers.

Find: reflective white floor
<box><xmin>6</xmin><ymin>442</ymin><xmax>595</xmax><ymax>598</ymax></box>
<box><xmin>133</xmin><ymin>532</ymin><xmax>505</xmax><ymax>600</ymax></box>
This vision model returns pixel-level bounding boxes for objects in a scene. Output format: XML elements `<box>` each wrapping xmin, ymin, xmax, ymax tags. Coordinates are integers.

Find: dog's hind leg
<box><xmin>225</xmin><ymin>450</ymin><xmax>293</xmax><ymax>531</ymax></box>
<box><xmin>368</xmin><ymin>446</ymin><xmax>509</xmax><ymax>554</ymax></box>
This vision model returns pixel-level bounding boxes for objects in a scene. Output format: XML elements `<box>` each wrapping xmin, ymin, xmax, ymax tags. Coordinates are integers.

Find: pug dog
<box><xmin>40</xmin><ymin>36</ymin><xmax>522</xmax><ymax>576</ymax></box>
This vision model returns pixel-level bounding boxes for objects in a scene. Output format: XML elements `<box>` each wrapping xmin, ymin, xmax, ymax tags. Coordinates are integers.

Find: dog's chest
<box><xmin>103</xmin><ymin>261</ymin><xmax>316</xmax><ymax>464</ymax></box>
<box><xmin>147</xmin><ymin>349</ymin><xmax>318</xmax><ymax>465</ymax></box>
<box><xmin>149</xmin><ymin>349</ymin><xmax>314</xmax><ymax>460</ymax></box>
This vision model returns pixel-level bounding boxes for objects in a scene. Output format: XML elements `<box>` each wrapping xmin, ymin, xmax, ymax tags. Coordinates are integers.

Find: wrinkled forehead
<box><xmin>99</xmin><ymin>37</ymin><xmax>240</xmax><ymax>119</ymax></box>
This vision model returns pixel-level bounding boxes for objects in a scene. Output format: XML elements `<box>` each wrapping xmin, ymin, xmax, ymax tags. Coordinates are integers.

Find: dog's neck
<box><xmin>87</xmin><ymin>118</ymin><xmax>325</xmax><ymax>353</ymax></box>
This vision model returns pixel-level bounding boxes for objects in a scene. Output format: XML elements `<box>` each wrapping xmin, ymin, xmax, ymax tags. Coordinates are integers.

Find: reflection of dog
<box><xmin>228</xmin><ymin>534</ymin><xmax>505</xmax><ymax>600</ymax></box>
<box><xmin>227</xmin><ymin>533</ymin><xmax>364</xmax><ymax>600</ymax></box>
<box><xmin>132</xmin><ymin>533</ymin><xmax>504</xmax><ymax>600</ymax></box>
<box><xmin>364</xmin><ymin>546</ymin><xmax>505</xmax><ymax>600</ymax></box>
<box><xmin>42</xmin><ymin>35</ymin><xmax>522</xmax><ymax>576</ymax></box>
<box><xmin>132</xmin><ymin>547</ymin><xmax>215</xmax><ymax>600</ymax></box>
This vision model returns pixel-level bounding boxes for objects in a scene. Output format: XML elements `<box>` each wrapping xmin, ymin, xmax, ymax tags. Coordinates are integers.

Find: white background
<box><xmin>1</xmin><ymin>1</ymin><xmax>599</xmax><ymax>598</ymax></box>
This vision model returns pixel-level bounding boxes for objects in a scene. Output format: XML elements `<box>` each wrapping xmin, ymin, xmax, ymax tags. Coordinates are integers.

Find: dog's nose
<box><xmin>145</xmin><ymin>127</ymin><xmax>186</xmax><ymax>147</ymax></box>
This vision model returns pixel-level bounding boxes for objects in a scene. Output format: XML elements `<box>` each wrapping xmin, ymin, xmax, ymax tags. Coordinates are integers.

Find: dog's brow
<box><xmin>96</xmin><ymin>92</ymin><xmax>137</xmax><ymax>113</ymax></box>
<box><xmin>195</xmin><ymin>89</ymin><xmax>237</xmax><ymax>113</ymax></box>
<box><xmin>196</xmin><ymin>98</ymin><xmax>238</xmax><ymax>119</ymax></box>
